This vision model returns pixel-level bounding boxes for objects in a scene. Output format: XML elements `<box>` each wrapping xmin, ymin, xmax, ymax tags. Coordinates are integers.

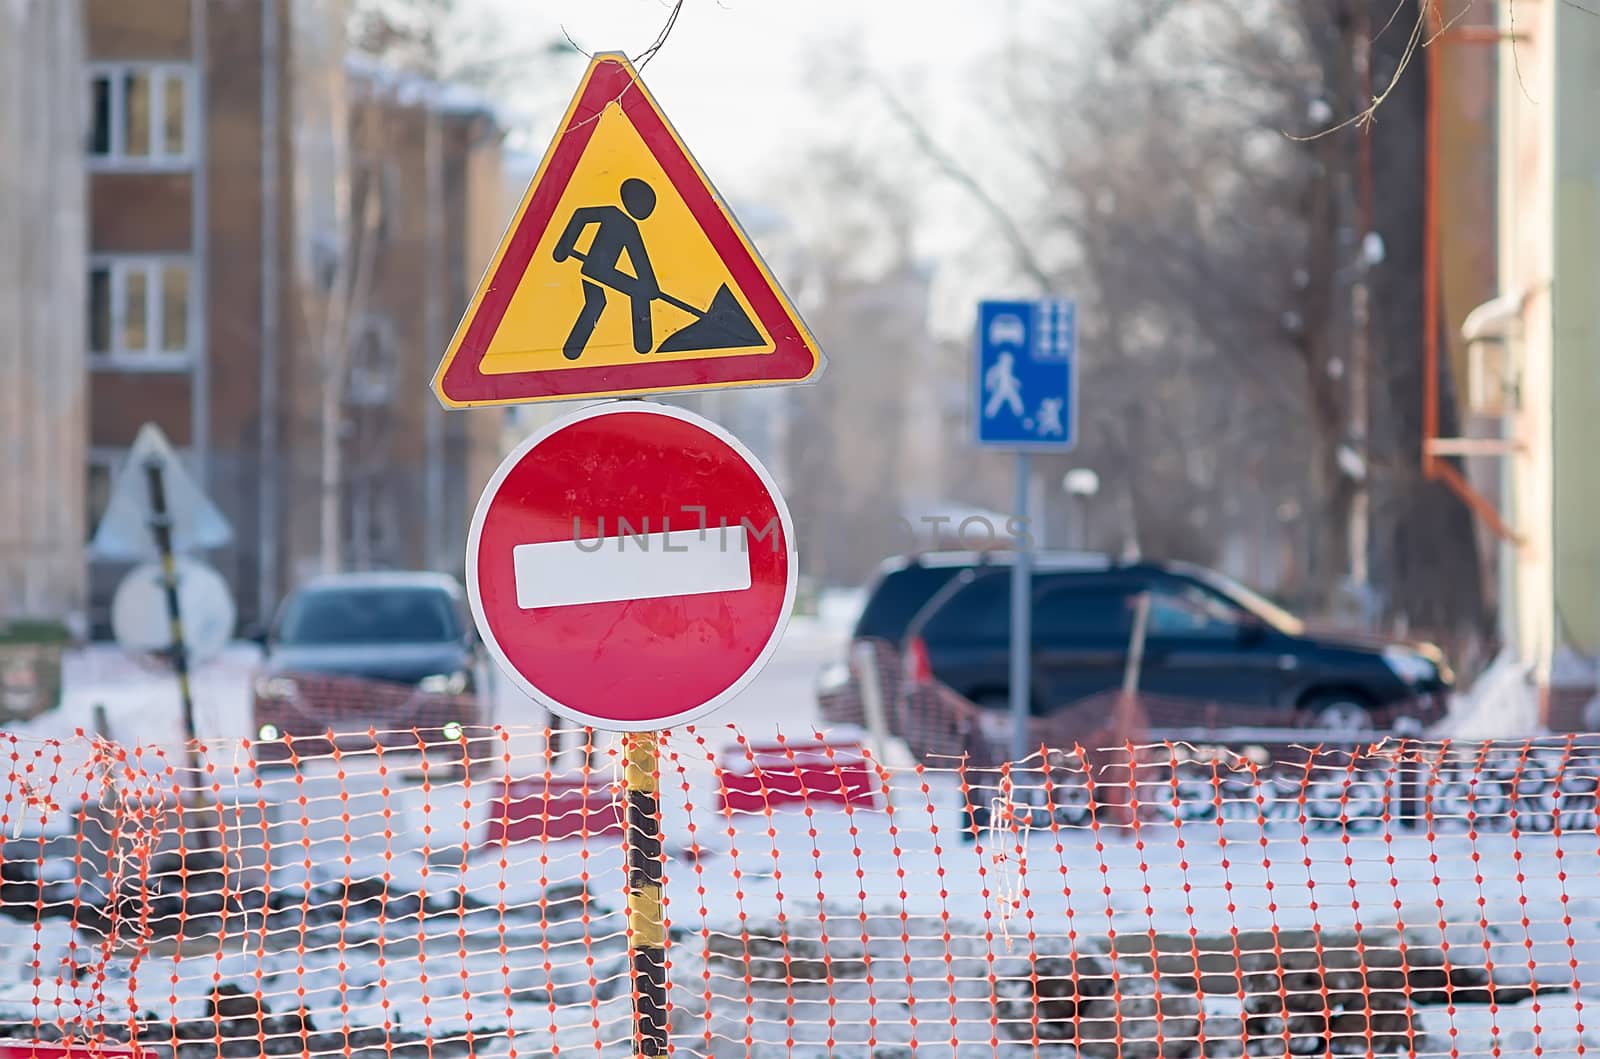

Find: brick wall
<box><xmin>89</xmin><ymin>175</ymin><xmax>193</xmax><ymax>251</ymax></box>
<box><xmin>85</xmin><ymin>0</ymin><xmax>189</xmax><ymax>60</ymax></box>
<box><xmin>83</xmin><ymin>0</ymin><xmax>284</xmax><ymax>630</ymax></box>
<box><xmin>201</xmin><ymin>0</ymin><xmax>269</xmax><ymax>625</ymax></box>
<box><xmin>81</xmin><ymin>0</ymin><xmax>505</xmax><ymax>626</ymax></box>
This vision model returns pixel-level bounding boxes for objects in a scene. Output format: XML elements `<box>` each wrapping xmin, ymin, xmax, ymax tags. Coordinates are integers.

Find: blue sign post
<box><xmin>976</xmin><ymin>299</ymin><xmax>1077</xmax><ymax>449</ymax></box>
<box><xmin>974</xmin><ymin>298</ymin><xmax>1078</xmax><ymax>764</ymax></box>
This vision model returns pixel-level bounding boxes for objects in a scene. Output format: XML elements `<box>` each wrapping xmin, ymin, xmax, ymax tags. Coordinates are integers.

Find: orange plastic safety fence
<box><xmin>4</xmin><ymin>724</ymin><xmax>1600</xmax><ymax>1058</ymax></box>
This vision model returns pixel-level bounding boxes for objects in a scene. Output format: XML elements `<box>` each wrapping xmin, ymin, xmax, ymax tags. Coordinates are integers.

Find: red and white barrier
<box><xmin>482</xmin><ymin>773</ymin><xmax>623</xmax><ymax>844</ymax></box>
<box><xmin>716</xmin><ymin>734</ymin><xmax>881</xmax><ymax>814</ymax></box>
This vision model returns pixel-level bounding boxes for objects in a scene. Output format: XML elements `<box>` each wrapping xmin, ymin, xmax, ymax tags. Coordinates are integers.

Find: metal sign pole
<box><xmin>143</xmin><ymin>460</ymin><xmax>201</xmax><ymax>782</ymax></box>
<box><xmin>852</xmin><ymin>640</ymin><xmax>893</xmax><ymax>763</ymax></box>
<box><xmin>1009</xmin><ymin>451</ymin><xmax>1033</xmax><ymax>764</ymax></box>
<box><xmin>624</xmin><ymin>731</ymin><xmax>667</xmax><ymax>1055</ymax></box>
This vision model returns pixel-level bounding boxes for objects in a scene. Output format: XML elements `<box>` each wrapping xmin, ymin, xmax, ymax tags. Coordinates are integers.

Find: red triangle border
<box><xmin>436</xmin><ymin>56</ymin><xmax>820</xmax><ymax>405</ymax></box>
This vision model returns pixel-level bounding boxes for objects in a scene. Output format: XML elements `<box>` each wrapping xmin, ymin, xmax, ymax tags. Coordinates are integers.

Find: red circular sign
<box><xmin>467</xmin><ymin>402</ymin><xmax>795</xmax><ymax>730</ymax></box>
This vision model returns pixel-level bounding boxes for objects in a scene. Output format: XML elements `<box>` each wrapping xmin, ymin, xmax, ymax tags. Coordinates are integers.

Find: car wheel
<box><xmin>1302</xmin><ymin>695</ymin><xmax>1376</xmax><ymax>733</ymax></box>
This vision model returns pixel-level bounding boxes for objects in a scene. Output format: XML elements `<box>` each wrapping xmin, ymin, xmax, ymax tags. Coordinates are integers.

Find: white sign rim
<box><xmin>465</xmin><ymin>400</ymin><xmax>798</xmax><ymax>732</ymax></box>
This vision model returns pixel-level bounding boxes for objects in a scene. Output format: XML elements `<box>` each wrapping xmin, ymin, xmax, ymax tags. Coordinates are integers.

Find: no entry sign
<box><xmin>467</xmin><ymin>402</ymin><xmax>796</xmax><ymax>730</ymax></box>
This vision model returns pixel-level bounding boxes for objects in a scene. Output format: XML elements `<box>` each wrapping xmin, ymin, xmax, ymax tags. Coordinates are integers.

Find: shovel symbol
<box><xmin>652</xmin><ymin>284</ymin><xmax>763</xmax><ymax>353</ymax></box>
<box><xmin>554</xmin><ymin>179</ymin><xmax>763</xmax><ymax>361</ymax></box>
<box><xmin>565</xmin><ymin>250</ymin><xmax>762</xmax><ymax>357</ymax></box>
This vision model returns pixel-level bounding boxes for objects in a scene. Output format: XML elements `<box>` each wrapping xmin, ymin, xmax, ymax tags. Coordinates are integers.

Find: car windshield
<box><xmin>920</xmin><ymin>570</ymin><xmax>1011</xmax><ymax>641</ymax></box>
<box><xmin>854</xmin><ymin>563</ymin><xmax>967</xmax><ymax>641</ymax></box>
<box><xmin>1192</xmin><ymin>570</ymin><xmax>1306</xmax><ymax>637</ymax></box>
<box><xmin>276</xmin><ymin>587</ymin><xmax>461</xmax><ymax>646</ymax></box>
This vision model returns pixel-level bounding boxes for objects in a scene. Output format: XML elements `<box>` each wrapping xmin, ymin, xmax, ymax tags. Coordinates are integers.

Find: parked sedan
<box><xmin>250</xmin><ymin>572</ymin><xmax>493</xmax><ymax>764</ymax></box>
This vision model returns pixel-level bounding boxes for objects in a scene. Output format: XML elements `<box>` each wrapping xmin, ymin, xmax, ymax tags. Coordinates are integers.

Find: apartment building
<box><xmin>278</xmin><ymin>55</ymin><xmax>507</xmax><ymax>588</ymax></box>
<box><xmin>81</xmin><ymin>0</ymin><xmax>504</xmax><ymax>633</ymax></box>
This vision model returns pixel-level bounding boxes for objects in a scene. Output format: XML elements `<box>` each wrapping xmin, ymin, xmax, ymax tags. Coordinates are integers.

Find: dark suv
<box><xmin>816</xmin><ymin>550</ymin><xmax>1106</xmax><ymax>701</ymax></box>
<box><xmin>850</xmin><ymin>550</ymin><xmax>1110</xmax><ymax>641</ymax></box>
<box><xmin>902</xmin><ymin>559</ymin><xmax>1451</xmax><ymax>733</ymax></box>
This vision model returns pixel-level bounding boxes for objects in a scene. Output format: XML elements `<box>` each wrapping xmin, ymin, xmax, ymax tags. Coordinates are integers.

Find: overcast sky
<box><xmin>443</xmin><ymin>0</ymin><xmax>1039</xmax><ymax>334</ymax></box>
<box><xmin>499</xmin><ymin>1</ymin><xmax>1006</xmax><ymax>190</ymax></box>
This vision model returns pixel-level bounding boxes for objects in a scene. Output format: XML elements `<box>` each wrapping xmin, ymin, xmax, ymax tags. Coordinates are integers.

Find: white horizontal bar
<box><xmin>513</xmin><ymin>526</ymin><xmax>750</xmax><ymax>609</ymax></box>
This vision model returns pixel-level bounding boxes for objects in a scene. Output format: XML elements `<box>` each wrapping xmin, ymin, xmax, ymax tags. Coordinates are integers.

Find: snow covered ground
<box><xmin>6</xmin><ymin>736</ymin><xmax>1600</xmax><ymax>1056</ymax></box>
<box><xmin>4</xmin><ymin>595</ymin><xmax>1598</xmax><ymax>1056</ymax></box>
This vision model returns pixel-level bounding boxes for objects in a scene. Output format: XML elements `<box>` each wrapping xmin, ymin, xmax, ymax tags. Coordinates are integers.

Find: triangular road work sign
<box><xmin>90</xmin><ymin>422</ymin><xmax>233</xmax><ymax>561</ymax></box>
<box><xmin>432</xmin><ymin>52</ymin><xmax>825</xmax><ymax>408</ymax></box>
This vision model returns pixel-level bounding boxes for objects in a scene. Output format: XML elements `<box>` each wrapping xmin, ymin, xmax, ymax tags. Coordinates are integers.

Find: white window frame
<box><xmin>88</xmin><ymin>255</ymin><xmax>196</xmax><ymax>371</ymax></box>
<box><xmin>85</xmin><ymin>63</ymin><xmax>196</xmax><ymax>169</ymax></box>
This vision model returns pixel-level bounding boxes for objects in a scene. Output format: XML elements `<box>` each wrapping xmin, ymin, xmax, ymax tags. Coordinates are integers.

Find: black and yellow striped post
<box><xmin>143</xmin><ymin>460</ymin><xmax>201</xmax><ymax>781</ymax></box>
<box><xmin>624</xmin><ymin>730</ymin><xmax>667</xmax><ymax>1055</ymax></box>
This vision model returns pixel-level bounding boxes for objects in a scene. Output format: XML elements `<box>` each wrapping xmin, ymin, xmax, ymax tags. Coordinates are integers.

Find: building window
<box><xmin>86</xmin><ymin>64</ymin><xmax>193</xmax><ymax>167</ymax></box>
<box><xmin>89</xmin><ymin>257</ymin><xmax>194</xmax><ymax>369</ymax></box>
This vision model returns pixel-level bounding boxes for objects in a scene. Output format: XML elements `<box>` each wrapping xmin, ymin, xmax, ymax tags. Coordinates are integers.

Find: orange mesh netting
<box><xmin>3</xmin><ymin>718</ymin><xmax>1599</xmax><ymax>1058</ymax></box>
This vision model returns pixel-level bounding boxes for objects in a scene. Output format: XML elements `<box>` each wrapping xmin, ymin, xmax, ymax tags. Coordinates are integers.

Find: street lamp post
<box><xmin>1063</xmin><ymin>468</ymin><xmax>1100</xmax><ymax>550</ymax></box>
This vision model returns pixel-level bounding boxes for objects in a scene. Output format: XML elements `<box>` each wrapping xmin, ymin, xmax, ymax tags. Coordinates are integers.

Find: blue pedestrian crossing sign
<box><xmin>975</xmin><ymin>299</ymin><xmax>1077</xmax><ymax>449</ymax></box>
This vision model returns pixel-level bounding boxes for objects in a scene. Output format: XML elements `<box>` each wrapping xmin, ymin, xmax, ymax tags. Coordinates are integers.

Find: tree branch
<box><xmin>873</xmin><ymin>80</ymin><xmax>1056</xmax><ymax>293</ymax></box>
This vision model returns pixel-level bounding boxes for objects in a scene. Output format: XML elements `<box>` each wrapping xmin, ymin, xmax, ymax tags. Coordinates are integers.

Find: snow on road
<box><xmin>8</xmin><ymin>596</ymin><xmax>1599</xmax><ymax>1054</ymax></box>
<box><xmin>9</xmin><ymin>766</ymin><xmax>1600</xmax><ymax>1056</ymax></box>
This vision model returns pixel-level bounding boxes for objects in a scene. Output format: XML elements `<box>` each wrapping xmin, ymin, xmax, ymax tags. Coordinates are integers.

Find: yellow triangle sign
<box><xmin>433</xmin><ymin>53</ymin><xmax>825</xmax><ymax>407</ymax></box>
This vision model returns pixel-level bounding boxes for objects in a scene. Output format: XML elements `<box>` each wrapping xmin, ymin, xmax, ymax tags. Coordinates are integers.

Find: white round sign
<box><xmin>111</xmin><ymin>558</ymin><xmax>237</xmax><ymax>665</ymax></box>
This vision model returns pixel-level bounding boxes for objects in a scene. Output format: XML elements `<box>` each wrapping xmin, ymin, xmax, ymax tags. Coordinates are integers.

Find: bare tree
<box><xmin>859</xmin><ymin>0</ymin><xmax>1482</xmax><ymax>636</ymax></box>
<box><xmin>307</xmin><ymin>0</ymin><xmax>564</xmax><ymax>575</ymax></box>
<box><xmin>773</xmin><ymin>142</ymin><xmax>933</xmax><ymax>585</ymax></box>
<box><xmin>968</xmin><ymin>0</ymin><xmax>1337</xmax><ymax>582</ymax></box>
